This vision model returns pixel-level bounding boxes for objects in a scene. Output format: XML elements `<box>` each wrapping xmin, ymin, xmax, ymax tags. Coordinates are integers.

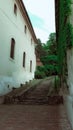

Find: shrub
<box><xmin>35</xmin><ymin>70</ymin><xmax>46</xmax><ymax>79</ymax></box>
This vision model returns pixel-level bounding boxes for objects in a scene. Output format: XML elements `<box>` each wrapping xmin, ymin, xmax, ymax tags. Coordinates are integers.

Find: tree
<box><xmin>41</xmin><ymin>33</ymin><xmax>58</xmax><ymax>76</ymax></box>
<box><xmin>35</xmin><ymin>33</ymin><xmax>58</xmax><ymax>78</ymax></box>
<box><xmin>44</xmin><ymin>33</ymin><xmax>57</xmax><ymax>55</ymax></box>
<box><xmin>36</xmin><ymin>39</ymin><xmax>47</xmax><ymax>58</ymax></box>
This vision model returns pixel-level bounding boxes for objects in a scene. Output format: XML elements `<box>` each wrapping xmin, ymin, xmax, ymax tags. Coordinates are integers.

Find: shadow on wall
<box><xmin>0</xmin><ymin>76</ymin><xmax>14</xmax><ymax>96</ymax></box>
<box><xmin>0</xmin><ymin>73</ymin><xmax>34</xmax><ymax>96</ymax></box>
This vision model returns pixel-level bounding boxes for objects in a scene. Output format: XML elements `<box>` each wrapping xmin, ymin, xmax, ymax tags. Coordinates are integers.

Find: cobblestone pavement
<box><xmin>0</xmin><ymin>105</ymin><xmax>72</xmax><ymax>130</ymax></box>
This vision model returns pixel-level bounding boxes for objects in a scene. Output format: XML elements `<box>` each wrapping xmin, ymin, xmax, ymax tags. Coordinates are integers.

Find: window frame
<box><xmin>10</xmin><ymin>38</ymin><xmax>15</xmax><ymax>59</ymax></box>
<box><xmin>31</xmin><ymin>38</ymin><xmax>32</xmax><ymax>44</ymax></box>
<box><xmin>14</xmin><ymin>3</ymin><xmax>17</xmax><ymax>16</ymax></box>
<box><xmin>24</xmin><ymin>25</ymin><xmax>27</xmax><ymax>34</ymax></box>
<box><xmin>23</xmin><ymin>52</ymin><xmax>26</xmax><ymax>68</ymax></box>
<box><xmin>30</xmin><ymin>60</ymin><xmax>32</xmax><ymax>72</ymax></box>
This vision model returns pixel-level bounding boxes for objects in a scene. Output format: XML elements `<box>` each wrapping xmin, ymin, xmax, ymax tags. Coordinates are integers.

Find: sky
<box><xmin>23</xmin><ymin>0</ymin><xmax>55</xmax><ymax>43</ymax></box>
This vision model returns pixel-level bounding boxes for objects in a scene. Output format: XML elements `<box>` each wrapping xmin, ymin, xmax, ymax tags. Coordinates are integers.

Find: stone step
<box><xmin>4</xmin><ymin>94</ymin><xmax>63</xmax><ymax>105</ymax></box>
<box><xmin>3</xmin><ymin>77</ymin><xmax>63</xmax><ymax>105</ymax></box>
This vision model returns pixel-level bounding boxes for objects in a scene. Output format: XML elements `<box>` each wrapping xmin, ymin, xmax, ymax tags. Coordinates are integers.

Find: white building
<box><xmin>0</xmin><ymin>0</ymin><xmax>37</xmax><ymax>95</ymax></box>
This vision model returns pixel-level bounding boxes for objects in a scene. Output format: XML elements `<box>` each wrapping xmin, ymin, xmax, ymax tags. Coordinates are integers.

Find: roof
<box><xmin>16</xmin><ymin>0</ymin><xmax>37</xmax><ymax>44</ymax></box>
<box><xmin>36</xmin><ymin>58</ymin><xmax>43</xmax><ymax>66</ymax></box>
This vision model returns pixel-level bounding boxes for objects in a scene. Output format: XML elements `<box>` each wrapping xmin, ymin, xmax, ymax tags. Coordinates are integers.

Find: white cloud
<box><xmin>23</xmin><ymin>0</ymin><xmax>55</xmax><ymax>43</ymax></box>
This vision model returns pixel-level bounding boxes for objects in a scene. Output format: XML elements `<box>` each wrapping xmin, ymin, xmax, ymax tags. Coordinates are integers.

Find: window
<box><xmin>14</xmin><ymin>4</ymin><xmax>17</xmax><ymax>15</ymax></box>
<box><xmin>31</xmin><ymin>38</ymin><xmax>32</xmax><ymax>44</ymax></box>
<box><xmin>30</xmin><ymin>60</ymin><xmax>32</xmax><ymax>72</ymax></box>
<box><xmin>23</xmin><ymin>52</ymin><xmax>26</xmax><ymax>67</ymax></box>
<box><xmin>24</xmin><ymin>25</ymin><xmax>27</xmax><ymax>33</ymax></box>
<box><xmin>10</xmin><ymin>38</ymin><xmax>15</xmax><ymax>59</ymax></box>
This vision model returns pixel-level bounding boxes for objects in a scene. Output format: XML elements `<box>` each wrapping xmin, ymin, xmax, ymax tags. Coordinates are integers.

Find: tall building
<box><xmin>0</xmin><ymin>0</ymin><xmax>37</xmax><ymax>95</ymax></box>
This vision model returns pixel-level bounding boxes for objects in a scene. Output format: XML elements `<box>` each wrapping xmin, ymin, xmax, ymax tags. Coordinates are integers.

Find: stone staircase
<box><xmin>4</xmin><ymin>79</ymin><xmax>43</xmax><ymax>104</ymax></box>
<box><xmin>4</xmin><ymin>78</ymin><xmax>63</xmax><ymax>105</ymax></box>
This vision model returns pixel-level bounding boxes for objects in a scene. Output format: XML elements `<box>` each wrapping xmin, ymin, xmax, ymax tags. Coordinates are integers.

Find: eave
<box><xmin>15</xmin><ymin>0</ymin><xmax>37</xmax><ymax>44</ymax></box>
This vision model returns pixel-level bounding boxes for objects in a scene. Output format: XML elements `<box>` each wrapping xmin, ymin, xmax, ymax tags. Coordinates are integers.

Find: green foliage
<box><xmin>41</xmin><ymin>55</ymin><xmax>58</xmax><ymax>65</ymax></box>
<box><xmin>66</xmin><ymin>23</ymin><xmax>73</xmax><ymax>49</ymax></box>
<box><xmin>35</xmin><ymin>33</ymin><xmax>58</xmax><ymax>78</ymax></box>
<box><xmin>41</xmin><ymin>33</ymin><xmax>58</xmax><ymax>76</ymax></box>
<box><xmin>35</xmin><ymin>64</ymin><xmax>58</xmax><ymax>79</ymax></box>
<box><xmin>35</xmin><ymin>67</ymin><xmax>46</xmax><ymax>79</ymax></box>
<box><xmin>49</xmin><ymin>33</ymin><xmax>56</xmax><ymax>43</ymax></box>
<box><xmin>64</xmin><ymin>0</ymin><xmax>71</xmax><ymax>17</ymax></box>
<box><xmin>57</xmin><ymin>0</ymin><xmax>72</xmax><ymax>76</ymax></box>
<box><xmin>36</xmin><ymin>39</ymin><xmax>47</xmax><ymax>58</ymax></box>
<box><xmin>44</xmin><ymin>33</ymin><xmax>57</xmax><ymax>55</ymax></box>
<box><xmin>54</xmin><ymin>76</ymin><xmax>60</xmax><ymax>93</ymax></box>
<box><xmin>44</xmin><ymin>65</ymin><xmax>58</xmax><ymax>75</ymax></box>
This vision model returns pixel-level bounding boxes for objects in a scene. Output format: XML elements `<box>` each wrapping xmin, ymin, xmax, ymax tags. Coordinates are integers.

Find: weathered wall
<box><xmin>65</xmin><ymin>49</ymin><xmax>73</xmax><ymax>129</ymax></box>
<box><xmin>67</xmin><ymin>49</ymin><xmax>73</xmax><ymax>94</ymax></box>
<box><xmin>64</xmin><ymin>1</ymin><xmax>73</xmax><ymax>128</ymax></box>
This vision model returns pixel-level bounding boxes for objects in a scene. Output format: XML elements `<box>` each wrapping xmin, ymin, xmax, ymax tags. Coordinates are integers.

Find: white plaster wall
<box><xmin>0</xmin><ymin>0</ymin><xmax>36</xmax><ymax>95</ymax></box>
<box><xmin>65</xmin><ymin>1</ymin><xmax>73</xmax><ymax>124</ymax></box>
<box><xmin>67</xmin><ymin>49</ymin><xmax>73</xmax><ymax>95</ymax></box>
<box><xmin>66</xmin><ymin>49</ymin><xmax>73</xmax><ymax>128</ymax></box>
<box><xmin>66</xmin><ymin>3</ymin><xmax>73</xmax><ymax>128</ymax></box>
<box><xmin>59</xmin><ymin>1</ymin><xmax>73</xmax><ymax>128</ymax></box>
<box><xmin>64</xmin><ymin>95</ymin><xmax>73</xmax><ymax>129</ymax></box>
<box><xmin>67</xmin><ymin>1</ymin><xmax>73</xmax><ymax>95</ymax></box>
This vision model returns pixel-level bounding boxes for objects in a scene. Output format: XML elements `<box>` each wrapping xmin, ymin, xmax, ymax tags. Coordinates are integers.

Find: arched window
<box><xmin>10</xmin><ymin>38</ymin><xmax>15</xmax><ymax>59</ymax></box>
<box><xmin>30</xmin><ymin>60</ymin><xmax>32</xmax><ymax>72</ymax></box>
<box><xmin>24</xmin><ymin>25</ymin><xmax>27</xmax><ymax>33</ymax></box>
<box><xmin>14</xmin><ymin>4</ymin><xmax>17</xmax><ymax>15</ymax></box>
<box><xmin>23</xmin><ymin>52</ymin><xmax>26</xmax><ymax>67</ymax></box>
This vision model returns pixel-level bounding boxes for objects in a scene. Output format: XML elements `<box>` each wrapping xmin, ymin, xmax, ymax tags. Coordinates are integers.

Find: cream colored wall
<box><xmin>66</xmin><ymin>47</ymin><xmax>73</xmax><ymax>129</ymax></box>
<box><xmin>0</xmin><ymin>0</ymin><xmax>36</xmax><ymax>95</ymax></box>
<box><xmin>64</xmin><ymin>95</ymin><xmax>73</xmax><ymax>129</ymax></box>
<box><xmin>66</xmin><ymin>49</ymin><xmax>73</xmax><ymax>129</ymax></box>
<box><xmin>64</xmin><ymin>1</ymin><xmax>73</xmax><ymax>128</ymax></box>
<box><xmin>67</xmin><ymin>0</ymin><xmax>73</xmax><ymax>99</ymax></box>
<box><xmin>67</xmin><ymin>49</ymin><xmax>73</xmax><ymax>94</ymax></box>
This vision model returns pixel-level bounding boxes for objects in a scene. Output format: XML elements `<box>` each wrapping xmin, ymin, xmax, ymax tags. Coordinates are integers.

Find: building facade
<box><xmin>0</xmin><ymin>0</ymin><xmax>37</xmax><ymax>95</ymax></box>
<box><xmin>66</xmin><ymin>1</ymin><xmax>73</xmax><ymax>128</ymax></box>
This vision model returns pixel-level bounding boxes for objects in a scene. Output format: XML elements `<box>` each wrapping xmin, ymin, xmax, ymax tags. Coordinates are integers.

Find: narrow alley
<box><xmin>0</xmin><ymin>0</ymin><xmax>73</xmax><ymax>130</ymax></box>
